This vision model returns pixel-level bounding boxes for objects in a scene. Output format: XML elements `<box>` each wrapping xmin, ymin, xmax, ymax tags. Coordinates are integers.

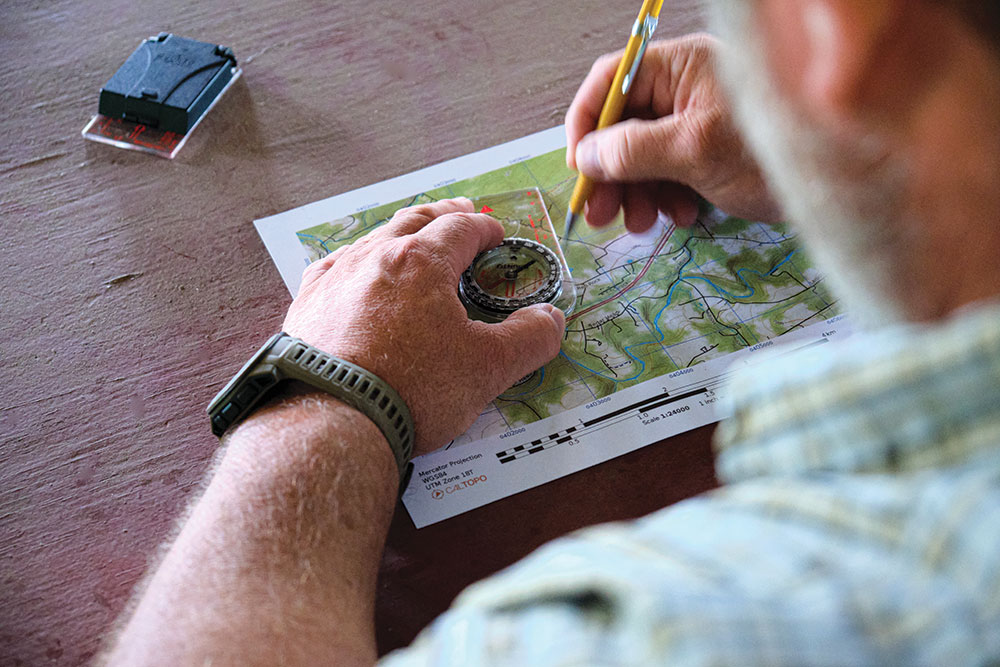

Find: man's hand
<box><xmin>284</xmin><ymin>197</ymin><xmax>566</xmax><ymax>455</ymax></box>
<box><xmin>566</xmin><ymin>33</ymin><xmax>782</xmax><ymax>232</ymax></box>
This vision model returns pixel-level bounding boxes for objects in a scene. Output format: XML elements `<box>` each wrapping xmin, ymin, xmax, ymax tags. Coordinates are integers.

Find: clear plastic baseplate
<box><xmin>468</xmin><ymin>187</ymin><xmax>577</xmax><ymax>317</ymax></box>
<box><xmin>80</xmin><ymin>68</ymin><xmax>242</xmax><ymax>159</ymax></box>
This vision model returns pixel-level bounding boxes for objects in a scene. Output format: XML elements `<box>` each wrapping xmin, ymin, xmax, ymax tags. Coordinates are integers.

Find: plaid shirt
<box><xmin>384</xmin><ymin>306</ymin><xmax>1000</xmax><ymax>666</ymax></box>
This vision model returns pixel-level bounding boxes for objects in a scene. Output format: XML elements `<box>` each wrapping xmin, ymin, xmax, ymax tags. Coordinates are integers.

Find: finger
<box><xmin>584</xmin><ymin>181</ymin><xmax>623</xmax><ymax>228</ymax></box>
<box><xmin>630</xmin><ymin>36</ymin><xmax>717</xmax><ymax>118</ymax></box>
<box><xmin>567</xmin><ymin>36</ymin><xmax>704</xmax><ymax>170</ymax></box>
<box><xmin>623</xmin><ymin>183</ymin><xmax>659</xmax><ymax>234</ymax></box>
<box><xmin>299</xmin><ymin>246</ymin><xmax>345</xmax><ymax>289</ymax></box>
<box><xmin>575</xmin><ymin>116</ymin><xmax>698</xmax><ymax>184</ymax></box>
<box><xmin>475</xmin><ymin>303</ymin><xmax>566</xmax><ymax>392</ymax></box>
<box><xmin>656</xmin><ymin>183</ymin><xmax>700</xmax><ymax>228</ymax></box>
<box><xmin>414</xmin><ymin>212</ymin><xmax>505</xmax><ymax>277</ymax></box>
<box><xmin>383</xmin><ymin>197</ymin><xmax>475</xmax><ymax>237</ymax></box>
<box><xmin>566</xmin><ymin>50</ymin><xmax>623</xmax><ymax>169</ymax></box>
<box><xmin>300</xmin><ymin>262</ymin><xmax>324</xmax><ymax>291</ymax></box>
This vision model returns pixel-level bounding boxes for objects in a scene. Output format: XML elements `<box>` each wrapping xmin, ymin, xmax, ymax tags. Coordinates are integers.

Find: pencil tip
<box><xmin>563</xmin><ymin>210</ymin><xmax>578</xmax><ymax>246</ymax></box>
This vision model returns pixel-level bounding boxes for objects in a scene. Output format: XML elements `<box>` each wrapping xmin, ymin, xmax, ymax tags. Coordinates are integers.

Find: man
<box><xmin>102</xmin><ymin>0</ymin><xmax>1000</xmax><ymax>664</ymax></box>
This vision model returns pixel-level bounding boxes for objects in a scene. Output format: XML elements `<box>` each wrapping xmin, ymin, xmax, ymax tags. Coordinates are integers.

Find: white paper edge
<box><xmin>253</xmin><ymin>125</ymin><xmax>568</xmax><ymax>296</ymax></box>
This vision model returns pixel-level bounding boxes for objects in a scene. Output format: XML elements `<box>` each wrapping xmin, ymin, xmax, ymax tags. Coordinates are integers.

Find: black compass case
<box><xmin>98</xmin><ymin>33</ymin><xmax>237</xmax><ymax>134</ymax></box>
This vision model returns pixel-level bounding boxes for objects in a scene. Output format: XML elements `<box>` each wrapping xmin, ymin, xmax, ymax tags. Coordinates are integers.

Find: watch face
<box><xmin>459</xmin><ymin>238</ymin><xmax>562</xmax><ymax>319</ymax></box>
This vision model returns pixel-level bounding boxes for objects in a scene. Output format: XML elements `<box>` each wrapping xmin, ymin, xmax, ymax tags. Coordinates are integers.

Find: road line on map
<box><xmin>567</xmin><ymin>225</ymin><xmax>676</xmax><ymax>323</ymax></box>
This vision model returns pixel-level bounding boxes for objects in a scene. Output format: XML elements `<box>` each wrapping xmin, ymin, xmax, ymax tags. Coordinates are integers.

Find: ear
<box><xmin>756</xmin><ymin>0</ymin><xmax>905</xmax><ymax>125</ymax></box>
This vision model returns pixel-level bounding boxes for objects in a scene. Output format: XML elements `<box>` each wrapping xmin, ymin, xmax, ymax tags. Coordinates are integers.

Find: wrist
<box><xmin>207</xmin><ymin>333</ymin><xmax>414</xmax><ymax>485</ymax></box>
<box><xmin>223</xmin><ymin>383</ymin><xmax>400</xmax><ymax>504</ymax></box>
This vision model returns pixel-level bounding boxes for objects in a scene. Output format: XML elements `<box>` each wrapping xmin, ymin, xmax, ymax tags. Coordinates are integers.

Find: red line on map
<box><xmin>566</xmin><ymin>225</ymin><xmax>676</xmax><ymax>323</ymax></box>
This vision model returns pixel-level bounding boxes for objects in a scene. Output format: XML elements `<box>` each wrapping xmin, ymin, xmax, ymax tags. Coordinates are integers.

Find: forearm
<box><xmin>103</xmin><ymin>387</ymin><xmax>398</xmax><ymax>666</ymax></box>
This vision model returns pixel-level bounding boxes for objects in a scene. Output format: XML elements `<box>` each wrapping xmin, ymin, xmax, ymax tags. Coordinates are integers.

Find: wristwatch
<box><xmin>207</xmin><ymin>333</ymin><xmax>415</xmax><ymax>486</ymax></box>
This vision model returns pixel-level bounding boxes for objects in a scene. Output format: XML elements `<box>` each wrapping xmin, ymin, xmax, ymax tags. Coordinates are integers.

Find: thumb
<box><xmin>478</xmin><ymin>303</ymin><xmax>566</xmax><ymax>391</ymax></box>
<box><xmin>576</xmin><ymin>116</ymin><xmax>695</xmax><ymax>184</ymax></box>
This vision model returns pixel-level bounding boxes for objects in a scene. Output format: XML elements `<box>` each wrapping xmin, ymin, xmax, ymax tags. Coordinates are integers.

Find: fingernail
<box><xmin>536</xmin><ymin>302</ymin><xmax>565</xmax><ymax>328</ymax></box>
<box><xmin>575</xmin><ymin>137</ymin><xmax>603</xmax><ymax>178</ymax></box>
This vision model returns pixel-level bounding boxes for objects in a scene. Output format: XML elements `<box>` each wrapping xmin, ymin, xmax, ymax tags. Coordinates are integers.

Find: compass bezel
<box><xmin>459</xmin><ymin>238</ymin><xmax>563</xmax><ymax>317</ymax></box>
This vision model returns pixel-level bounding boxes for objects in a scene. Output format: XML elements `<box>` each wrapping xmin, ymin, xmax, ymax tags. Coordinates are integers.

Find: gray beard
<box><xmin>704</xmin><ymin>1</ymin><xmax>911</xmax><ymax>328</ymax></box>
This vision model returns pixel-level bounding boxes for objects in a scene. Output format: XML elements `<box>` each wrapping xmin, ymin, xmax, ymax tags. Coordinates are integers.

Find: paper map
<box><xmin>255</xmin><ymin>126</ymin><xmax>850</xmax><ymax>527</ymax></box>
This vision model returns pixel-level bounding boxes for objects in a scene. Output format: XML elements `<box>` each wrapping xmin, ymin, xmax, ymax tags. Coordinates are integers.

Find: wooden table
<box><xmin>0</xmin><ymin>1</ymin><xmax>714</xmax><ymax>663</ymax></box>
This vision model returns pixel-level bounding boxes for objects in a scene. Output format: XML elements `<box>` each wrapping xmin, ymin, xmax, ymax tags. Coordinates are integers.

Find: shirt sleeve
<box><xmin>381</xmin><ymin>471</ymin><xmax>1000</xmax><ymax>666</ymax></box>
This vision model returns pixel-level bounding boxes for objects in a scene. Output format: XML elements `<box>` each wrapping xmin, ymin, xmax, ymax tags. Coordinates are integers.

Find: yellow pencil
<box><xmin>562</xmin><ymin>0</ymin><xmax>665</xmax><ymax>246</ymax></box>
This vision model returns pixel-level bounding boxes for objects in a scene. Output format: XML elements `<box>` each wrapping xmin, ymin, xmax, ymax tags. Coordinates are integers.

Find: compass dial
<box><xmin>459</xmin><ymin>238</ymin><xmax>562</xmax><ymax>319</ymax></box>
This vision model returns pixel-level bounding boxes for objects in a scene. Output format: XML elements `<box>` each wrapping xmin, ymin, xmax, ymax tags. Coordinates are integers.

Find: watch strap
<box><xmin>208</xmin><ymin>333</ymin><xmax>415</xmax><ymax>483</ymax></box>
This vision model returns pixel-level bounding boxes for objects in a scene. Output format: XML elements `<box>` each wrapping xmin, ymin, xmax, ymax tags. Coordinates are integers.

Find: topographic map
<box><xmin>293</xmin><ymin>146</ymin><xmax>839</xmax><ymax>447</ymax></box>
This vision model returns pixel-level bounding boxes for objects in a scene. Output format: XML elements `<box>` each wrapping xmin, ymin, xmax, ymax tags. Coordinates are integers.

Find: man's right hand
<box><xmin>566</xmin><ymin>33</ymin><xmax>782</xmax><ymax>232</ymax></box>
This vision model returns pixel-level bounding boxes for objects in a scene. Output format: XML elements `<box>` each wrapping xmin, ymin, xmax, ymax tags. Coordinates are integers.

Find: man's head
<box><xmin>706</xmin><ymin>0</ymin><xmax>1000</xmax><ymax>327</ymax></box>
